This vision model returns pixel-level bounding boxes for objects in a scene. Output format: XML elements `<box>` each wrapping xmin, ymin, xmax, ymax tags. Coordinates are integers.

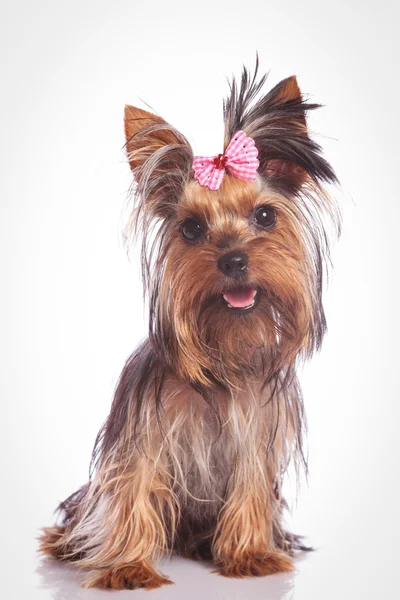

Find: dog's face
<box><xmin>158</xmin><ymin>175</ymin><xmax>329</xmax><ymax>386</ymax></box>
<box><xmin>124</xmin><ymin>69</ymin><xmax>339</xmax><ymax>387</ymax></box>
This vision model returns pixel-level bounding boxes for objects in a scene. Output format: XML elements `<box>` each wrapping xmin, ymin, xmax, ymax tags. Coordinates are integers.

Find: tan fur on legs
<box><xmin>211</xmin><ymin>390</ymin><xmax>296</xmax><ymax>577</ymax></box>
<box><xmin>217</xmin><ymin>552</ymin><xmax>294</xmax><ymax>578</ymax></box>
<box><xmin>39</xmin><ymin>417</ymin><xmax>180</xmax><ymax>588</ymax></box>
<box><xmin>83</xmin><ymin>561</ymin><xmax>172</xmax><ymax>590</ymax></box>
<box><xmin>212</xmin><ymin>487</ymin><xmax>294</xmax><ymax>577</ymax></box>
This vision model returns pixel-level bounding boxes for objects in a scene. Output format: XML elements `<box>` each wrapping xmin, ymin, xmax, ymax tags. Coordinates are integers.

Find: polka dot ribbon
<box><xmin>192</xmin><ymin>131</ymin><xmax>259</xmax><ymax>191</ymax></box>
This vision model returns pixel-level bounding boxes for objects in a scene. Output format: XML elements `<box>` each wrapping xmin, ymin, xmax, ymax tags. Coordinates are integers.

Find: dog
<box><xmin>39</xmin><ymin>61</ymin><xmax>340</xmax><ymax>589</ymax></box>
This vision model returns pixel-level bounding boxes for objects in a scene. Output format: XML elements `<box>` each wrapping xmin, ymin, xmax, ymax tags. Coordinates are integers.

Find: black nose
<box><xmin>218</xmin><ymin>251</ymin><xmax>249</xmax><ymax>279</ymax></box>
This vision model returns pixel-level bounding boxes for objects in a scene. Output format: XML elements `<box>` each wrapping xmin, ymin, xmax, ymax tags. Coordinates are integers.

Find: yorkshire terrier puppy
<box><xmin>40</xmin><ymin>62</ymin><xmax>340</xmax><ymax>589</ymax></box>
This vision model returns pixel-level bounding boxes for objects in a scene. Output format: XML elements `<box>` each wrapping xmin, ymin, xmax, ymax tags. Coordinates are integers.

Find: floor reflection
<box><xmin>36</xmin><ymin>558</ymin><xmax>96</xmax><ymax>600</ymax></box>
<box><xmin>36</xmin><ymin>554</ymin><xmax>300</xmax><ymax>600</ymax></box>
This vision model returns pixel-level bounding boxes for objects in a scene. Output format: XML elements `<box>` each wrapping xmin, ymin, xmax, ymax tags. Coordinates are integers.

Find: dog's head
<box><xmin>124</xmin><ymin>65</ymin><xmax>340</xmax><ymax>388</ymax></box>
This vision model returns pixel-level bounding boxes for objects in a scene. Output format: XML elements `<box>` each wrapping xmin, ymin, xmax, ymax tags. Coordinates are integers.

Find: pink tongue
<box><xmin>223</xmin><ymin>288</ymin><xmax>255</xmax><ymax>308</ymax></box>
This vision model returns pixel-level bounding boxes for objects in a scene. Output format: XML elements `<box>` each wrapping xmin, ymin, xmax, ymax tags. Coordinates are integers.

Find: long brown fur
<box><xmin>39</xmin><ymin>61</ymin><xmax>340</xmax><ymax>589</ymax></box>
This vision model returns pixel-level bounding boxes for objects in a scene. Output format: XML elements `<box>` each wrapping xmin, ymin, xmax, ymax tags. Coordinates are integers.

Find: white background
<box><xmin>1</xmin><ymin>1</ymin><xmax>399</xmax><ymax>599</ymax></box>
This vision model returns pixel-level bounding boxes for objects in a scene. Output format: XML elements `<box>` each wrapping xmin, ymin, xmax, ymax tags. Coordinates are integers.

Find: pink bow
<box><xmin>192</xmin><ymin>131</ymin><xmax>260</xmax><ymax>191</ymax></box>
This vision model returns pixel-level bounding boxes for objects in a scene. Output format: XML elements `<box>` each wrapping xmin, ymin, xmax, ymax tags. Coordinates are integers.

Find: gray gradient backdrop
<box><xmin>1</xmin><ymin>1</ymin><xmax>399</xmax><ymax>598</ymax></box>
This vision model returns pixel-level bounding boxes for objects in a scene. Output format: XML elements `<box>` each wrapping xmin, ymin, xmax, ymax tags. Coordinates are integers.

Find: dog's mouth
<box><xmin>222</xmin><ymin>287</ymin><xmax>259</xmax><ymax>312</ymax></box>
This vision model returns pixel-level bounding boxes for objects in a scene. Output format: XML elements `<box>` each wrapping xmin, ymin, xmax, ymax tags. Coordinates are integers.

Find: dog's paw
<box><xmin>215</xmin><ymin>552</ymin><xmax>294</xmax><ymax>578</ymax></box>
<box><xmin>83</xmin><ymin>563</ymin><xmax>173</xmax><ymax>590</ymax></box>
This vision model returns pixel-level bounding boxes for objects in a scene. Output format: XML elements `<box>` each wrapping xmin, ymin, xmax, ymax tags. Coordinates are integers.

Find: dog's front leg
<box><xmin>212</xmin><ymin>473</ymin><xmax>294</xmax><ymax>578</ymax></box>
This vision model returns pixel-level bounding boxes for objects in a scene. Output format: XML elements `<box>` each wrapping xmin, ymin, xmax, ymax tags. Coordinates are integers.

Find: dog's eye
<box><xmin>181</xmin><ymin>218</ymin><xmax>204</xmax><ymax>241</ymax></box>
<box><xmin>254</xmin><ymin>205</ymin><xmax>276</xmax><ymax>229</ymax></box>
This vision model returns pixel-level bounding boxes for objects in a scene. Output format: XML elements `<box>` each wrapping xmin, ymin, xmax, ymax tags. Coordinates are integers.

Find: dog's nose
<box><xmin>218</xmin><ymin>251</ymin><xmax>249</xmax><ymax>279</ymax></box>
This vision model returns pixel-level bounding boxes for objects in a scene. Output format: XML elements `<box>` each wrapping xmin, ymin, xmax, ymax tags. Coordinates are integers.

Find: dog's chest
<box><xmin>167</xmin><ymin>386</ymin><xmax>266</xmax><ymax>506</ymax></box>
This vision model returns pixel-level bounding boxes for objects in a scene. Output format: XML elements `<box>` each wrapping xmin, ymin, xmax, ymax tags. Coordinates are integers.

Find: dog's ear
<box><xmin>224</xmin><ymin>69</ymin><xmax>336</xmax><ymax>194</ymax></box>
<box><xmin>124</xmin><ymin>106</ymin><xmax>180</xmax><ymax>173</ymax></box>
<box><xmin>124</xmin><ymin>105</ymin><xmax>193</xmax><ymax>219</ymax></box>
<box><xmin>124</xmin><ymin>105</ymin><xmax>164</xmax><ymax>172</ymax></box>
<box><xmin>261</xmin><ymin>77</ymin><xmax>308</xmax><ymax>190</ymax></box>
<box><xmin>270</xmin><ymin>75</ymin><xmax>304</xmax><ymax>108</ymax></box>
